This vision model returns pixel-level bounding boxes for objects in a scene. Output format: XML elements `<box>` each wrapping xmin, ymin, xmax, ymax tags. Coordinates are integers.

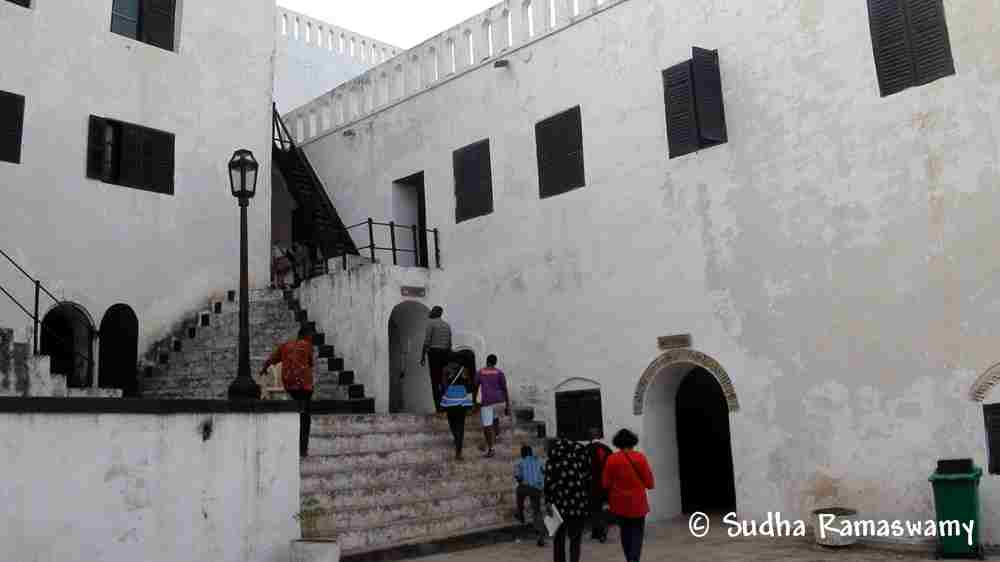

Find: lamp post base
<box><xmin>228</xmin><ymin>376</ymin><xmax>262</xmax><ymax>400</ymax></box>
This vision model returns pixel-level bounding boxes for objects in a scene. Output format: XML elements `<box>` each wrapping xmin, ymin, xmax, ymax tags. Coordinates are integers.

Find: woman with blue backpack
<box><xmin>440</xmin><ymin>355</ymin><xmax>474</xmax><ymax>460</ymax></box>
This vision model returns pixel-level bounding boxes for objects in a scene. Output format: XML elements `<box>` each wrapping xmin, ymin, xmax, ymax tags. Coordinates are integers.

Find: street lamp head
<box><xmin>228</xmin><ymin>149</ymin><xmax>258</xmax><ymax>199</ymax></box>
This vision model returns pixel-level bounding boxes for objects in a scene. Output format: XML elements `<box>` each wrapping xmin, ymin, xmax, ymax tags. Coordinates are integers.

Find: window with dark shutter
<box><xmin>985</xmin><ymin>404</ymin><xmax>1000</xmax><ymax>474</ymax></box>
<box><xmin>536</xmin><ymin>106</ymin><xmax>585</xmax><ymax>199</ymax></box>
<box><xmin>86</xmin><ymin>115</ymin><xmax>174</xmax><ymax>195</ymax></box>
<box><xmin>866</xmin><ymin>0</ymin><xmax>954</xmax><ymax>97</ymax></box>
<box><xmin>453</xmin><ymin>139</ymin><xmax>493</xmax><ymax>223</ymax></box>
<box><xmin>110</xmin><ymin>0</ymin><xmax>175</xmax><ymax>51</ymax></box>
<box><xmin>141</xmin><ymin>0</ymin><xmax>176</xmax><ymax>51</ymax></box>
<box><xmin>0</xmin><ymin>90</ymin><xmax>25</xmax><ymax>164</ymax></box>
<box><xmin>555</xmin><ymin>389</ymin><xmax>604</xmax><ymax>441</ymax></box>
<box><xmin>664</xmin><ymin>46</ymin><xmax>729</xmax><ymax>159</ymax></box>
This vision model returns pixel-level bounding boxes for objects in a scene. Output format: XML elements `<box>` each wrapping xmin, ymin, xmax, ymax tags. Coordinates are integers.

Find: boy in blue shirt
<box><xmin>515</xmin><ymin>445</ymin><xmax>546</xmax><ymax>546</ymax></box>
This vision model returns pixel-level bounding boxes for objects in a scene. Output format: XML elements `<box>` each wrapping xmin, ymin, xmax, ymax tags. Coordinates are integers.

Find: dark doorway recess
<box><xmin>99</xmin><ymin>304</ymin><xmax>139</xmax><ymax>396</ymax></box>
<box><xmin>676</xmin><ymin>367</ymin><xmax>736</xmax><ymax>514</ymax></box>
<box><xmin>40</xmin><ymin>302</ymin><xmax>95</xmax><ymax>388</ymax></box>
<box><xmin>393</xmin><ymin>172</ymin><xmax>429</xmax><ymax>268</ymax></box>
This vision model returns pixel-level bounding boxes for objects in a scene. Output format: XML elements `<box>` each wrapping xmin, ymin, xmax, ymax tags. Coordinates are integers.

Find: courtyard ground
<box><xmin>406</xmin><ymin>517</ymin><xmax>947</xmax><ymax>562</ymax></box>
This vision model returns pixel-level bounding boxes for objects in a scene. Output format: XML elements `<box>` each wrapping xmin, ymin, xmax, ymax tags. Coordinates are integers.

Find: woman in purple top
<box><xmin>474</xmin><ymin>354</ymin><xmax>510</xmax><ymax>458</ymax></box>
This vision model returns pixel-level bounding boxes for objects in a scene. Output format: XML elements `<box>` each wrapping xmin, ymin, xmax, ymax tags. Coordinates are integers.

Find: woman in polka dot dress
<box><xmin>543</xmin><ymin>438</ymin><xmax>592</xmax><ymax>562</ymax></box>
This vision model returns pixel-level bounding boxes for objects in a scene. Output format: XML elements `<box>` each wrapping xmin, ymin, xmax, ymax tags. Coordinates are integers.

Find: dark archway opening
<box><xmin>99</xmin><ymin>304</ymin><xmax>139</xmax><ymax>397</ymax></box>
<box><xmin>40</xmin><ymin>302</ymin><xmax>94</xmax><ymax>389</ymax></box>
<box><xmin>676</xmin><ymin>367</ymin><xmax>736</xmax><ymax>514</ymax></box>
<box><xmin>388</xmin><ymin>301</ymin><xmax>430</xmax><ymax>413</ymax></box>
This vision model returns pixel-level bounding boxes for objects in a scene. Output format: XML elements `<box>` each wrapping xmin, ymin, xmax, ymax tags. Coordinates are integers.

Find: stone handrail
<box><xmin>276</xmin><ymin>6</ymin><xmax>401</xmax><ymax>66</ymax></box>
<box><xmin>284</xmin><ymin>0</ymin><xmax>629</xmax><ymax>145</ymax></box>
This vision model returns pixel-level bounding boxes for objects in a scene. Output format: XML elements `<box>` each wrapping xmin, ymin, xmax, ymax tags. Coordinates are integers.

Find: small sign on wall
<box><xmin>657</xmin><ymin>334</ymin><xmax>692</xmax><ymax>350</ymax></box>
<box><xmin>401</xmin><ymin>286</ymin><xmax>427</xmax><ymax>298</ymax></box>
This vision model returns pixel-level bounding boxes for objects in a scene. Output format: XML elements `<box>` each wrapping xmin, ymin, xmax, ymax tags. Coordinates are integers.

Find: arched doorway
<box><xmin>676</xmin><ymin>367</ymin><xmax>736</xmax><ymax>514</ymax></box>
<box><xmin>40</xmin><ymin>302</ymin><xmax>95</xmax><ymax>388</ymax></box>
<box><xmin>388</xmin><ymin>301</ymin><xmax>430</xmax><ymax>413</ymax></box>
<box><xmin>99</xmin><ymin>304</ymin><xmax>139</xmax><ymax>397</ymax></box>
<box><xmin>637</xmin><ymin>349</ymin><xmax>739</xmax><ymax>520</ymax></box>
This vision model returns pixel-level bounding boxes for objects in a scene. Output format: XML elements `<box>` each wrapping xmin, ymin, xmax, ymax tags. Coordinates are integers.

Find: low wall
<box><xmin>0</xmin><ymin>399</ymin><xmax>301</xmax><ymax>562</ymax></box>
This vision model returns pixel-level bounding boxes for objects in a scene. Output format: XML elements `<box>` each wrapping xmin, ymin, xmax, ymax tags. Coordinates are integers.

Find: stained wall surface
<box><xmin>0</xmin><ymin>0</ymin><xmax>275</xmax><ymax>355</ymax></box>
<box><xmin>0</xmin><ymin>410</ymin><xmax>300</xmax><ymax>562</ymax></box>
<box><xmin>289</xmin><ymin>0</ymin><xmax>1000</xmax><ymax>543</ymax></box>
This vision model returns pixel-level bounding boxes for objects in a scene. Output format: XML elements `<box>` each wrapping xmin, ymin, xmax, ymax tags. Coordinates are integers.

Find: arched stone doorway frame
<box><xmin>969</xmin><ymin>362</ymin><xmax>1000</xmax><ymax>402</ymax></box>
<box><xmin>388</xmin><ymin>300</ymin><xmax>431</xmax><ymax>414</ymax></box>
<box><xmin>40</xmin><ymin>301</ymin><xmax>97</xmax><ymax>389</ymax></box>
<box><xmin>633</xmin><ymin>348</ymin><xmax>739</xmax><ymax>415</ymax></box>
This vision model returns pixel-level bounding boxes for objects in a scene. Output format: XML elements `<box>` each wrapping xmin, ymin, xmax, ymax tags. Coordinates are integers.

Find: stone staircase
<box><xmin>0</xmin><ymin>326</ymin><xmax>121</xmax><ymax>398</ymax></box>
<box><xmin>140</xmin><ymin>288</ymin><xmax>371</xmax><ymax>410</ymax></box>
<box><xmin>297</xmin><ymin>410</ymin><xmax>548</xmax><ymax>558</ymax></box>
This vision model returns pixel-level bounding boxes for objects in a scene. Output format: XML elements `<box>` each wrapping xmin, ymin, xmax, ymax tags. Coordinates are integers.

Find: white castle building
<box><xmin>4</xmin><ymin>0</ymin><xmax>1000</xmax><ymax>558</ymax></box>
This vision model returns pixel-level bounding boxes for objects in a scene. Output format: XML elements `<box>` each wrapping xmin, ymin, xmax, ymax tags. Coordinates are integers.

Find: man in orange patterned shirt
<box><xmin>261</xmin><ymin>327</ymin><xmax>314</xmax><ymax>457</ymax></box>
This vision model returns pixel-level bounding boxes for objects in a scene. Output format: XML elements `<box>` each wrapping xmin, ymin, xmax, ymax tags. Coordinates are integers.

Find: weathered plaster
<box><xmin>292</xmin><ymin>0</ymin><xmax>1000</xmax><ymax>543</ymax></box>
<box><xmin>0</xmin><ymin>411</ymin><xmax>299</xmax><ymax>562</ymax></box>
<box><xmin>0</xmin><ymin>0</ymin><xmax>274</xmax><ymax>355</ymax></box>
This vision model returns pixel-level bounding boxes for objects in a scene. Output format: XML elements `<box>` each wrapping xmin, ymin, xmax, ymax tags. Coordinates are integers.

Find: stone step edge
<box><xmin>309</xmin><ymin>427</ymin><xmax>536</xmax><ymax>440</ymax></box>
<box><xmin>303</xmin><ymin>489</ymin><xmax>514</xmax><ymax>531</ymax></box>
<box><xmin>301</xmin><ymin>457</ymin><xmax>525</xmax><ymax>478</ymax></box>
<box><xmin>302</xmin><ymin>479</ymin><xmax>516</xmax><ymax>503</ymax></box>
<box><xmin>303</xmin><ymin>505</ymin><xmax>516</xmax><ymax>554</ymax></box>
<box><xmin>334</xmin><ymin>522</ymin><xmax>523</xmax><ymax>562</ymax></box>
<box><xmin>306</xmin><ymin>441</ymin><xmax>533</xmax><ymax>458</ymax></box>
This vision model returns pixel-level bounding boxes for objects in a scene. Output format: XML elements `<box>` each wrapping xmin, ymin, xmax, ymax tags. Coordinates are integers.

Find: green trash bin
<box><xmin>928</xmin><ymin>462</ymin><xmax>984</xmax><ymax>560</ymax></box>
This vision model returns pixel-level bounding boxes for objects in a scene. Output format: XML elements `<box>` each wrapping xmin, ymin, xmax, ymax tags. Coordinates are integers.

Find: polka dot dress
<box><xmin>543</xmin><ymin>439</ymin><xmax>592</xmax><ymax>518</ymax></box>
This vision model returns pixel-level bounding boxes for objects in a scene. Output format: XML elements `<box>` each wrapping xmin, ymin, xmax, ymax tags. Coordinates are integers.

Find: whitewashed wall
<box><xmin>0</xmin><ymin>0</ymin><xmax>274</xmax><ymax>354</ymax></box>
<box><xmin>289</xmin><ymin>0</ymin><xmax>1000</xmax><ymax>544</ymax></box>
<box><xmin>0</xmin><ymin>410</ymin><xmax>300</xmax><ymax>562</ymax></box>
<box><xmin>274</xmin><ymin>6</ymin><xmax>399</xmax><ymax>113</ymax></box>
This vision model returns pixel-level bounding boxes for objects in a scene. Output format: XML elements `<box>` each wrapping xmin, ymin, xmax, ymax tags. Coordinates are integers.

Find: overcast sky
<box><xmin>277</xmin><ymin>0</ymin><xmax>503</xmax><ymax>49</ymax></box>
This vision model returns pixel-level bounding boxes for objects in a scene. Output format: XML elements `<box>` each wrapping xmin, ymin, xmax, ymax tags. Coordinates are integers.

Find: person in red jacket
<box><xmin>260</xmin><ymin>327</ymin><xmax>314</xmax><ymax>457</ymax></box>
<box><xmin>602</xmin><ymin>429</ymin><xmax>655</xmax><ymax>562</ymax></box>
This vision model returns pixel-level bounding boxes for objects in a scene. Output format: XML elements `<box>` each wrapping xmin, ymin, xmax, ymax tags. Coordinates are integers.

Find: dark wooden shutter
<box><xmin>579</xmin><ymin>390</ymin><xmax>604</xmax><ymax>439</ymax></box>
<box><xmin>556</xmin><ymin>392</ymin><xmax>578</xmax><ymax>440</ymax></box>
<box><xmin>984</xmin><ymin>404</ymin><xmax>1000</xmax><ymax>474</ymax></box>
<box><xmin>453</xmin><ymin>140</ymin><xmax>493</xmax><ymax>223</ymax></box>
<box><xmin>563</xmin><ymin>106</ymin><xmax>585</xmax><ymax>191</ymax></box>
<box><xmin>907</xmin><ymin>0</ymin><xmax>955</xmax><ymax>86</ymax></box>
<box><xmin>0</xmin><ymin>90</ymin><xmax>24</xmax><ymax>164</ymax></box>
<box><xmin>141</xmin><ymin>0</ymin><xmax>175</xmax><ymax>51</ymax></box>
<box><xmin>151</xmin><ymin>129</ymin><xmax>174</xmax><ymax>194</ymax></box>
<box><xmin>692</xmin><ymin>47</ymin><xmax>727</xmax><ymax>144</ymax></box>
<box><xmin>86</xmin><ymin>116</ymin><xmax>107</xmax><ymax>179</ymax></box>
<box><xmin>536</xmin><ymin>106</ymin><xmax>585</xmax><ymax>198</ymax></box>
<box><xmin>664</xmin><ymin>61</ymin><xmax>698</xmax><ymax>158</ymax></box>
<box><xmin>867</xmin><ymin>0</ymin><xmax>915</xmax><ymax>97</ymax></box>
<box><xmin>119</xmin><ymin>124</ymin><xmax>145</xmax><ymax>188</ymax></box>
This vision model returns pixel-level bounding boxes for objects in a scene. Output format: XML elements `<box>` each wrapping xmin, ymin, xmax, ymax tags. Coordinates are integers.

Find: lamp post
<box><xmin>227</xmin><ymin>149</ymin><xmax>262</xmax><ymax>400</ymax></box>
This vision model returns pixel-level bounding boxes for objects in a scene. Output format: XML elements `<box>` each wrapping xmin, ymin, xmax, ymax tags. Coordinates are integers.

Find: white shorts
<box><xmin>480</xmin><ymin>404</ymin><xmax>497</xmax><ymax>426</ymax></box>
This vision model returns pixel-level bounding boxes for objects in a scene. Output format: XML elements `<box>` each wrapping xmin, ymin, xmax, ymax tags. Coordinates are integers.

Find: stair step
<box><xmin>307</xmin><ymin>427</ymin><xmax>537</xmax><ymax>456</ymax></box>
<box><xmin>336</xmin><ymin>370</ymin><xmax>353</xmax><ymax>384</ymax></box>
<box><xmin>310</xmin><ymin>413</ymin><xmax>523</xmax><ymax>436</ymax></box>
<box><xmin>348</xmin><ymin>384</ymin><xmax>364</xmax><ymax>399</ymax></box>
<box><xmin>318</xmin><ymin>345</ymin><xmax>334</xmax><ymax>358</ymax></box>
<box><xmin>301</xmin><ymin>455</ymin><xmax>515</xmax><ymax>492</ymax></box>
<box><xmin>303</xmin><ymin>489</ymin><xmax>513</xmax><ymax>535</ymax></box>
<box><xmin>303</xmin><ymin>505</ymin><xmax>515</xmax><ymax>554</ymax></box>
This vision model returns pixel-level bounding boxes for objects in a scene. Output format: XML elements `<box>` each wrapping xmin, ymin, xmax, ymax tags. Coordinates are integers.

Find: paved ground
<box><xmin>412</xmin><ymin>517</ymin><xmax>941</xmax><ymax>562</ymax></box>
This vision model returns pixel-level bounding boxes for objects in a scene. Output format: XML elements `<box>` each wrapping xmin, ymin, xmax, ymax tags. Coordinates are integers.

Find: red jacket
<box><xmin>602</xmin><ymin>450</ymin><xmax>655</xmax><ymax>518</ymax></box>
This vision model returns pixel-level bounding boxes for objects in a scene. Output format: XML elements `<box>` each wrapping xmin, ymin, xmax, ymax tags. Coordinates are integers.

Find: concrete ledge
<box><xmin>340</xmin><ymin>525</ymin><xmax>523</xmax><ymax>562</ymax></box>
<box><xmin>292</xmin><ymin>539</ymin><xmax>340</xmax><ymax>562</ymax></box>
<box><xmin>0</xmin><ymin>397</ymin><xmax>304</xmax><ymax>414</ymax></box>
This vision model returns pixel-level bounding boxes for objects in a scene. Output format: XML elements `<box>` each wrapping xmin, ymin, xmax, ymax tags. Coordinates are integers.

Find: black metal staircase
<box><xmin>273</xmin><ymin>104</ymin><xmax>358</xmax><ymax>262</ymax></box>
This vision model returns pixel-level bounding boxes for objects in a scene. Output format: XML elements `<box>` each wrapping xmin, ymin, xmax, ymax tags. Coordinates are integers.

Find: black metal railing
<box><xmin>273</xmin><ymin>103</ymin><xmax>296</xmax><ymax>152</ymax></box>
<box><xmin>0</xmin><ymin>248</ymin><xmax>95</xmax><ymax>368</ymax></box>
<box><xmin>333</xmin><ymin>218</ymin><xmax>441</xmax><ymax>271</ymax></box>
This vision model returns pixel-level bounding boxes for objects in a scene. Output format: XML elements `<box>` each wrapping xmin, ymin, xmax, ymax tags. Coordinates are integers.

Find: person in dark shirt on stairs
<box><xmin>260</xmin><ymin>326</ymin><xmax>314</xmax><ymax>457</ymax></box>
<box><xmin>420</xmin><ymin>305</ymin><xmax>452</xmax><ymax>413</ymax></box>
